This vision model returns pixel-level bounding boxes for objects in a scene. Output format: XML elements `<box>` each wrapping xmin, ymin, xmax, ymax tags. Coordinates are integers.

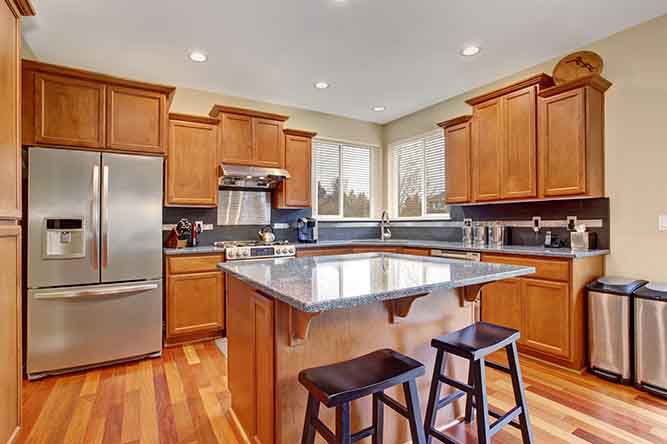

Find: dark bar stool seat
<box><xmin>424</xmin><ymin>322</ymin><xmax>534</xmax><ymax>444</ymax></box>
<box><xmin>299</xmin><ymin>348</ymin><xmax>427</xmax><ymax>444</ymax></box>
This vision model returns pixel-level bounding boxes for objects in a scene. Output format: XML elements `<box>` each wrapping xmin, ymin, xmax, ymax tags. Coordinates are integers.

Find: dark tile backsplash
<box><xmin>163</xmin><ymin>198</ymin><xmax>610</xmax><ymax>249</ymax></box>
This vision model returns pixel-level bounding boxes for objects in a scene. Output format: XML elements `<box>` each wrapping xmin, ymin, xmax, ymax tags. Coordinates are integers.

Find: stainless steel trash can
<box><xmin>634</xmin><ymin>282</ymin><xmax>667</xmax><ymax>398</ymax></box>
<box><xmin>586</xmin><ymin>277</ymin><xmax>647</xmax><ymax>384</ymax></box>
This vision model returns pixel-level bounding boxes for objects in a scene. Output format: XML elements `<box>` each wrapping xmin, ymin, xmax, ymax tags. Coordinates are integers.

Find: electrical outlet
<box><xmin>659</xmin><ymin>215</ymin><xmax>667</xmax><ymax>232</ymax></box>
<box><xmin>194</xmin><ymin>221</ymin><xmax>204</xmax><ymax>232</ymax></box>
<box><xmin>532</xmin><ymin>216</ymin><xmax>541</xmax><ymax>233</ymax></box>
<box><xmin>567</xmin><ymin>216</ymin><xmax>577</xmax><ymax>230</ymax></box>
<box><xmin>203</xmin><ymin>224</ymin><xmax>214</xmax><ymax>231</ymax></box>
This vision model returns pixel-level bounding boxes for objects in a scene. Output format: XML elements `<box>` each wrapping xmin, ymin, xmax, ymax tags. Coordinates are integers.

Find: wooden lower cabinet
<box><xmin>481</xmin><ymin>278</ymin><xmax>522</xmax><ymax>335</ymax></box>
<box><xmin>400</xmin><ymin>247</ymin><xmax>431</xmax><ymax>257</ymax></box>
<box><xmin>481</xmin><ymin>253</ymin><xmax>602</xmax><ymax>370</ymax></box>
<box><xmin>227</xmin><ymin>277</ymin><xmax>275</xmax><ymax>444</ymax></box>
<box><xmin>296</xmin><ymin>246</ymin><xmax>431</xmax><ymax>257</ymax></box>
<box><xmin>0</xmin><ymin>226</ymin><xmax>21</xmax><ymax>444</ymax></box>
<box><xmin>296</xmin><ymin>247</ymin><xmax>354</xmax><ymax>257</ymax></box>
<box><xmin>521</xmin><ymin>278</ymin><xmax>570</xmax><ymax>359</ymax></box>
<box><xmin>165</xmin><ymin>254</ymin><xmax>225</xmax><ymax>346</ymax></box>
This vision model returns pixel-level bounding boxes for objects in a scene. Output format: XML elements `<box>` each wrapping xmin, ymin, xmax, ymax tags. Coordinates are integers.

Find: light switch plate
<box><xmin>659</xmin><ymin>215</ymin><xmax>667</xmax><ymax>232</ymax></box>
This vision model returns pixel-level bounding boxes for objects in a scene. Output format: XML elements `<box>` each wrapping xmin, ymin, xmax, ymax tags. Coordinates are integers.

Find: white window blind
<box><xmin>394</xmin><ymin>132</ymin><xmax>447</xmax><ymax>218</ymax></box>
<box><xmin>314</xmin><ymin>140</ymin><xmax>373</xmax><ymax>218</ymax></box>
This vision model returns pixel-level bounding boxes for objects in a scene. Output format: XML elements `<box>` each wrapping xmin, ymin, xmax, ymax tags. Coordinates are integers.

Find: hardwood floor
<box><xmin>16</xmin><ymin>341</ymin><xmax>667</xmax><ymax>444</ymax></box>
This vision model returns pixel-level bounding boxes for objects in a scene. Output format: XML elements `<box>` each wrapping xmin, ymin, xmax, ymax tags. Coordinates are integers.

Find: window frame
<box><xmin>312</xmin><ymin>138</ymin><xmax>380</xmax><ymax>221</ymax></box>
<box><xmin>389</xmin><ymin>129</ymin><xmax>451</xmax><ymax>221</ymax></box>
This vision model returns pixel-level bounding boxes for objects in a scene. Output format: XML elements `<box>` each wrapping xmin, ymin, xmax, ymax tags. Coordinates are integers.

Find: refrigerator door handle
<box><xmin>101</xmin><ymin>164</ymin><xmax>109</xmax><ymax>269</ymax></box>
<box><xmin>90</xmin><ymin>165</ymin><xmax>100</xmax><ymax>270</ymax></box>
<box><xmin>33</xmin><ymin>283</ymin><xmax>159</xmax><ymax>300</ymax></box>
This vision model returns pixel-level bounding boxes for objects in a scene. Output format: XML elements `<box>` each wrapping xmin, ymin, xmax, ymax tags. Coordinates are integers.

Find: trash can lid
<box><xmin>635</xmin><ymin>282</ymin><xmax>667</xmax><ymax>301</ymax></box>
<box><xmin>586</xmin><ymin>276</ymin><xmax>647</xmax><ymax>296</ymax></box>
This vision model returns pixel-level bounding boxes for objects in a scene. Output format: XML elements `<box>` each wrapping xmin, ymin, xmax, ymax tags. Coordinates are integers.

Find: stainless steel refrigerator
<box><xmin>27</xmin><ymin>147</ymin><xmax>163</xmax><ymax>379</ymax></box>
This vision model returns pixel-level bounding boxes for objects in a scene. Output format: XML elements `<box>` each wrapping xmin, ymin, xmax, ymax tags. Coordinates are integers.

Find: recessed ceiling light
<box><xmin>372</xmin><ymin>106</ymin><xmax>386</xmax><ymax>112</ymax></box>
<box><xmin>188</xmin><ymin>50</ymin><xmax>208</xmax><ymax>63</ymax></box>
<box><xmin>314</xmin><ymin>81</ymin><xmax>330</xmax><ymax>89</ymax></box>
<box><xmin>460</xmin><ymin>46</ymin><xmax>481</xmax><ymax>57</ymax></box>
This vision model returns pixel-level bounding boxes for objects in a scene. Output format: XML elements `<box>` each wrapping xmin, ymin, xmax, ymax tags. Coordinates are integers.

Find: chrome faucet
<box><xmin>381</xmin><ymin>210</ymin><xmax>392</xmax><ymax>241</ymax></box>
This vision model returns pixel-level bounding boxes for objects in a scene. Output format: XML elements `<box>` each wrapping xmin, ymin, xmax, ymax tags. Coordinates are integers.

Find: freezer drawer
<box><xmin>27</xmin><ymin>280</ymin><xmax>163</xmax><ymax>378</ymax></box>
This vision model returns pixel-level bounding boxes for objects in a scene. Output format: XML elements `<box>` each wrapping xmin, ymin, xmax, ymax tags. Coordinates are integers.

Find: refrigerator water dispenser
<box><xmin>43</xmin><ymin>218</ymin><xmax>85</xmax><ymax>259</ymax></box>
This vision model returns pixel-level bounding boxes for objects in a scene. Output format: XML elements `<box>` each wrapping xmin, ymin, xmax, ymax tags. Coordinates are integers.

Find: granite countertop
<box><xmin>218</xmin><ymin>252</ymin><xmax>535</xmax><ymax>313</ymax></box>
<box><xmin>163</xmin><ymin>246</ymin><xmax>226</xmax><ymax>256</ymax></box>
<box><xmin>294</xmin><ymin>239</ymin><xmax>610</xmax><ymax>259</ymax></box>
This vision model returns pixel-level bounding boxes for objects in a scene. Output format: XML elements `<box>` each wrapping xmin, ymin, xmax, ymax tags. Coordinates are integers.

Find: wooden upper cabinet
<box><xmin>165</xmin><ymin>114</ymin><xmax>219</xmax><ymax>207</ymax></box>
<box><xmin>107</xmin><ymin>85</ymin><xmax>167</xmax><ymax>154</ymax></box>
<box><xmin>0</xmin><ymin>0</ymin><xmax>32</xmax><ymax>220</ymax></box>
<box><xmin>502</xmin><ymin>86</ymin><xmax>537</xmax><ymax>199</ymax></box>
<box><xmin>538</xmin><ymin>75</ymin><xmax>610</xmax><ymax>198</ymax></box>
<box><xmin>253</xmin><ymin>118</ymin><xmax>284</xmax><ymax>168</ymax></box>
<box><xmin>472</xmin><ymin>98</ymin><xmax>503</xmax><ymax>201</ymax></box>
<box><xmin>273</xmin><ymin>129</ymin><xmax>316</xmax><ymax>208</ymax></box>
<box><xmin>34</xmin><ymin>73</ymin><xmax>106</xmax><ymax>148</ymax></box>
<box><xmin>438</xmin><ymin>116</ymin><xmax>472</xmax><ymax>204</ymax></box>
<box><xmin>220</xmin><ymin>113</ymin><xmax>253</xmax><ymax>164</ymax></box>
<box><xmin>22</xmin><ymin>60</ymin><xmax>174</xmax><ymax>155</ymax></box>
<box><xmin>209</xmin><ymin>105</ymin><xmax>289</xmax><ymax>167</ymax></box>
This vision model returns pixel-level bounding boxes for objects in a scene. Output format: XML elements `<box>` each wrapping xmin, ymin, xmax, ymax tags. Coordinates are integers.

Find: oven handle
<box><xmin>33</xmin><ymin>283</ymin><xmax>158</xmax><ymax>300</ymax></box>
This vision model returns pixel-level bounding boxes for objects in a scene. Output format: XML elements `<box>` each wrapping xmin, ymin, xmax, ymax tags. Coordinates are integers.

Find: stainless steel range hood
<box><xmin>218</xmin><ymin>164</ymin><xmax>290</xmax><ymax>189</ymax></box>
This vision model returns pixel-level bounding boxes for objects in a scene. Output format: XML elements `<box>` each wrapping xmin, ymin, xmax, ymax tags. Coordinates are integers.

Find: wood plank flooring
<box><xmin>16</xmin><ymin>341</ymin><xmax>667</xmax><ymax>444</ymax></box>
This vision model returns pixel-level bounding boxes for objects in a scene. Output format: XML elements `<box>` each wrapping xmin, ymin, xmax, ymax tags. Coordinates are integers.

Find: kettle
<box><xmin>258</xmin><ymin>225</ymin><xmax>276</xmax><ymax>243</ymax></box>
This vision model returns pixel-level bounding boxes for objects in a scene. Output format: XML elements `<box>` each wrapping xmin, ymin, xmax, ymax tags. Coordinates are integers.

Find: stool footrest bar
<box><xmin>313</xmin><ymin>417</ymin><xmax>335</xmax><ymax>444</ymax></box>
<box><xmin>485</xmin><ymin>360</ymin><xmax>512</xmax><ymax>374</ymax></box>
<box><xmin>429</xmin><ymin>426</ymin><xmax>462</xmax><ymax>444</ymax></box>
<box><xmin>351</xmin><ymin>425</ymin><xmax>375</xmax><ymax>442</ymax></box>
<box><xmin>378</xmin><ymin>393</ymin><xmax>409</xmax><ymax>418</ymax></box>
<box><xmin>489</xmin><ymin>406</ymin><xmax>523</xmax><ymax>437</ymax></box>
<box><xmin>436</xmin><ymin>390</ymin><xmax>466</xmax><ymax>410</ymax></box>
<box><xmin>437</xmin><ymin>374</ymin><xmax>473</xmax><ymax>393</ymax></box>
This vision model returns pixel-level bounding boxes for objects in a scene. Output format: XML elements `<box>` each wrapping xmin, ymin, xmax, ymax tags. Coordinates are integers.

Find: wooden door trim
<box><xmin>34</xmin><ymin>72</ymin><xmax>107</xmax><ymax>148</ymax></box>
<box><xmin>106</xmin><ymin>85</ymin><xmax>167</xmax><ymax>152</ymax></box>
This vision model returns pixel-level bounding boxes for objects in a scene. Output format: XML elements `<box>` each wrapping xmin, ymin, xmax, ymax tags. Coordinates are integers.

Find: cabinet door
<box><xmin>472</xmin><ymin>98</ymin><xmax>503</xmax><ymax>201</ymax></box>
<box><xmin>252</xmin><ymin>292</ymin><xmax>275</xmax><ymax>444</ymax></box>
<box><xmin>0</xmin><ymin>1</ymin><xmax>20</xmax><ymax>219</ymax></box>
<box><xmin>34</xmin><ymin>73</ymin><xmax>106</xmax><ymax>148</ymax></box>
<box><xmin>166</xmin><ymin>272</ymin><xmax>224</xmax><ymax>338</ymax></box>
<box><xmin>444</xmin><ymin>122</ymin><xmax>471</xmax><ymax>203</ymax></box>
<box><xmin>107</xmin><ymin>85</ymin><xmax>167</xmax><ymax>154</ymax></box>
<box><xmin>253</xmin><ymin>118</ymin><xmax>284</xmax><ymax>168</ymax></box>
<box><xmin>277</xmin><ymin>134</ymin><xmax>311</xmax><ymax>207</ymax></box>
<box><xmin>0</xmin><ymin>226</ymin><xmax>20</xmax><ymax>444</ymax></box>
<box><xmin>521</xmin><ymin>278</ymin><xmax>570</xmax><ymax>359</ymax></box>
<box><xmin>481</xmin><ymin>278</ymin><xmax>522</xmax><ymax>335</ymax></box>
<box><xmin>502</xmin><ymin>86</ymin><xmax>537</xmax><ymax>199</ymax></box>
<box><xmin>538</xmin><ymin>88</ymin><xmax>586</xmax><ymax>197</ymax></box>
<box><xmin>220</xmin><ymin>113</ymin><xmax>253</xmax><ymax>165</ymax></box>
<box><xmin>166</xmin><ymin>120</ymin><xmax>218</xmax><ymax>207</ymax></box>
<box><xmin>296</xmin><ymin>248</ymin><xmax>354</xmax><ymax>257</ymax></box>
<box><xmin>401</xmin><ymin>247</ymin><xmax>430</xmax><ymax>257</ymax></box>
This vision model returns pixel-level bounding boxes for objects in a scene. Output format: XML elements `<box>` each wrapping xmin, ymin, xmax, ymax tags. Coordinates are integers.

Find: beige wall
<box><xmin>20</xmin><ymin>34</ymin><xmax>36</xmax><ymax>59</ymax></box>
<box><xmin>171</xmin><ymin>88</ymin><xmax>383</xmax><ymax>147</ymax></box>
<box><xmin>383</xmin><ymin>15</ymin><xmax>667</xmax><ymax>281</ymax></box>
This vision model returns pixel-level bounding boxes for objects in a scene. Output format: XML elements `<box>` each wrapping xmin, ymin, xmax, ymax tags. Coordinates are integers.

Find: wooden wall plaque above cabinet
<box><xmin>22</xmin><ymin>60</ymin><xmax>175</xmax><ymax>155</ymax></box>
<box><xmin>165</xmin><ymin>113</ymin><xmax>220</xmax><ymax>207</ymax></box>
<box><xmin>209</xmin><ymin>105</ymin><xmax>289</xmax><ymax>168</ymax></box>
<box><xmin>273</xmin><ymin>128</ymin><xmax>317</xmax><ymax>209</ymax></box>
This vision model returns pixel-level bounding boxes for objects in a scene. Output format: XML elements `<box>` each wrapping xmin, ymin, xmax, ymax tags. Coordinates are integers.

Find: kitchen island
<box><xmin>219</xmin><ymin>253</ymin><xmax>535</xmax><ymax>444</ymax></box>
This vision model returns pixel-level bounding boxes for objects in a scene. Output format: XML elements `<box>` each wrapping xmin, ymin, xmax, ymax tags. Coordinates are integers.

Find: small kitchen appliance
<box><xmin>296</xmin><ymin>217</ymin><xmax>318</xmax><ymax>243</ymax></box>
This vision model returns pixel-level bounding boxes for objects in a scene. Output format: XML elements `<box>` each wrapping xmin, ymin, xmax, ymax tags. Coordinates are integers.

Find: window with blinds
<box><xmin>394</xmin><ymin>132</ymin><xmax>447</xmax><ymax>217</ymax></box>
<box><xmin>314</xmin><ymin>140</ymin><xmax>372</xmax><ymax>218</ymax></box>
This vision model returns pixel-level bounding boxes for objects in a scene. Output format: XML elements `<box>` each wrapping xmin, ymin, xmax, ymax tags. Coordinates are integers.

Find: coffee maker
<box><xmin>296</xmin><ymin>217</ymin><xmax>318</xmax><ymax>243</ymax></box>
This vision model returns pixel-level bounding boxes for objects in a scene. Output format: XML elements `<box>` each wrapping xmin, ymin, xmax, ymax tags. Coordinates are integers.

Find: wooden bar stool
<box><xmin>298</xmin><ymin>349</ymin><xmax>427</xmax><ymax>444</ymax></box>
<box><xmin>423</xmin><ymin>322</ymin><xmax>534</xmax><ymax>444</ymax></box>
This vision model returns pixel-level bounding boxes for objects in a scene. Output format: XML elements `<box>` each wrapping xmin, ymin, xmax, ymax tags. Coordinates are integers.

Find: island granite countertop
<box><xmin>218</xmin><ymin>252</ymin><xmax>535</xmax><ymax>313</ymax></box>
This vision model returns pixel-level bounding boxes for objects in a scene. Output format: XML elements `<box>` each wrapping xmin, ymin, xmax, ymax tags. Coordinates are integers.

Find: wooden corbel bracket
<box><xmin>386</xmin><ymin>292</ymin><xmax>430</xmax><ymax>324</ymax></box>
<box><xmin>456</xmin><ymin>283</ymin><xmax>488</xmax><ymax>308</ymax></box>
<box><xmin>288</xmin><ymin>307</ymin><xmax>320</xmax><ymax>347</ymax></box>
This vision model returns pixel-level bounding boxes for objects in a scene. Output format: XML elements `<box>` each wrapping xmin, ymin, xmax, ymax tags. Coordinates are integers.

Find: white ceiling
<box><xmin>23</xmin><ymin>0</ymin><xmax>667</xmax><ymax>124</ymax></box>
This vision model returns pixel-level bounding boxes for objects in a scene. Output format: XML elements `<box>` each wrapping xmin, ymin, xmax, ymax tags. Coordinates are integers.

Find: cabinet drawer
<box><xmin>482</xmin><ymin>254</ymin><xmax>569</xmax><ymax>282</ymax></box>
<box><xmin>167</xmin><ymin>254</ymin><xmax>225</xmax><ymax>274</ymax></box>
<box><xmin>296</xmin><ymin>248</ymin><xmax>353</xmax><ymax>257</ymax></box>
